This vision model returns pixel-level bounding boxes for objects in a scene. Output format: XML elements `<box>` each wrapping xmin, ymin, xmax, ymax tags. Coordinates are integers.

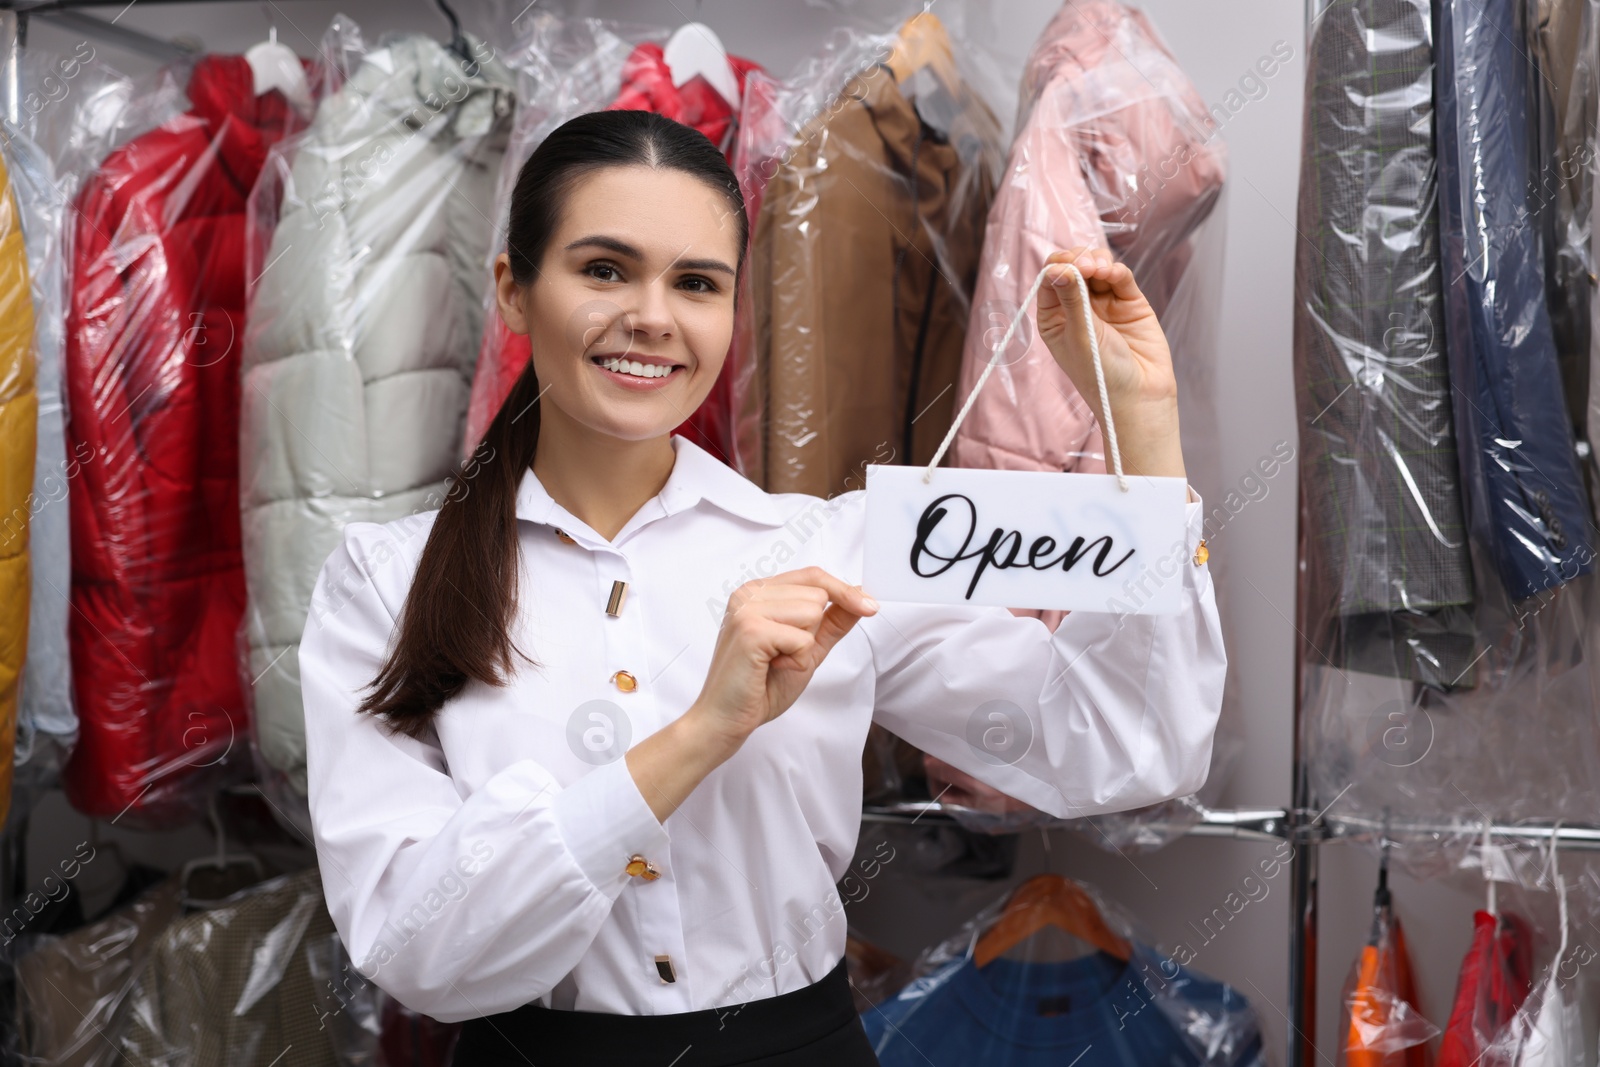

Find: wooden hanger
<box><xmin>885</xmin><ymin>11</ymin><xmax>957</xmax><ymax>88</ymax></box>
<box><xmin>974</xmin><ymin>874</ymin><xmax>1131</xmax><ymax>967</ymax></box>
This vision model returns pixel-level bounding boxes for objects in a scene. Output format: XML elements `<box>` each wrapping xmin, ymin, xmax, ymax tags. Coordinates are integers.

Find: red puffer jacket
<box><xmin>63</xmin><ymin>56</ymin><xmax>308</xmax><ymax>825</ymax></box>
<box><xmin>462</xmin><ymin>42</ymin><xmax>760</xmax><ymax>464</ymax></box>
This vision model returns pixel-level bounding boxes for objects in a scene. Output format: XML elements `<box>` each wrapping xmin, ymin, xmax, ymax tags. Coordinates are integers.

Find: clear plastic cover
<box><xmin>1532</xmin><ymin>0</ymin><xmax>1598</xmax><ymax>486</ymax></box>
<box><xmin>730</xmin><ymin>11</ymin><xmax>1003</xmax><ymax>496</ymax></box>
<box><xmin>239</xmin><ymin>26</ymin><xmax>516</xmax><ymax>825</ymax></box>
<box><xmin>1295</xmin><ymin>0</ymin><xmax>1477</xmax><ymax>689</ymax></box>
<box><xmin>1437</xmin><ymin>909</ymin><xmax>1533</xmax><ymax>1067</ymax></box>
<box><xmin>59</xmin><ymin>45</ymin><xmax>322</xmax><ymax>828</ymax></box>
<box><xmin>948</xmin><ymin>0</ymin><xmax>1226</xmax><ymax>483</ymax></box>
<box><xmin>4</xmin><ymin>45</ymin><xmax>185</xmax><ymax>798</ymax></box>
<box><xmin>4</xmin><ymin>125</ymin><xmax>72</xmax><ymax>771</ymax></box>
<box><xmin>117</xmin><ymin>867</ymin><xmax>341</xmax><ymax>1065</ymax></box>
<box><xmin>0</xmin><ymin>140</ymin><xmax>36</xmax><ymax>831</ymax></box>
<box><xmin>1436</xmin><ymin>0</ymin><xmax>1592</xmax><ymax>601</ymax></box>
<box><xmin>11</xmin><ymin>874</ymin><xmax>183</xmax><ymax>1066</ymax></box>
<box><xmin>1297</xmin><ymin>0</ymin><xmax>1600</xmax><ymax>879</ymax></box>
<box><xmin>459</xmin><ymin>12</ymin><xmax>760</xmax><ymax>464</ymax></box>
<box><xmin>856</xmin><ymin>874</ymin><xmax>1267</xmax><ymax>1065</ymax></box>
<box><xmin>1338</xmin><ymin>901</ymin><xmax>1437</xmax><ymax>1065</ymax></box>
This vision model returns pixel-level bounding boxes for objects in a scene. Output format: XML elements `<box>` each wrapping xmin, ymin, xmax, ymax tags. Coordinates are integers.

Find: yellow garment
<box><xmin>0</xmin><ymin>152</ymin><xmax>37</xmax><ymax>827</ymax></box>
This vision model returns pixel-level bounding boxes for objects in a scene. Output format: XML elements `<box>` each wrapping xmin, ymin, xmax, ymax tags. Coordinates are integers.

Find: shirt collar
<box><xmin>513</xmin><ymin>435</ymin><xmax>786</xmax><ymax>537</ymax></box>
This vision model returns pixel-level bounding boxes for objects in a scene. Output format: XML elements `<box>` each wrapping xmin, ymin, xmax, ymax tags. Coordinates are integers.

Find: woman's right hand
<box><xmin>689</xmin><ymin>567</ymin><xmax>879</xmax><ymax>752</ymax></box>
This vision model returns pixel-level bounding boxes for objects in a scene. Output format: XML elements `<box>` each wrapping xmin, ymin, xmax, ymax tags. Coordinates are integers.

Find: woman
<box><xmin>300</xmin><ymin>109</ymin><xmax>1224</xmax><ymax>1065</ymax></box>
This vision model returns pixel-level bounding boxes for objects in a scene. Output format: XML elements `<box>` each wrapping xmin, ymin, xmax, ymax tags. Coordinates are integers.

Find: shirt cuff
<box><xmin>551</xmin><ymin>756</ymin><xmax>673</xmax><ymax>896</ymax></box>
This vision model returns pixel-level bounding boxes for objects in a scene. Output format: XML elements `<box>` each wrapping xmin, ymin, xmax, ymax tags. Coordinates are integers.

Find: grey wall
<box><xmin>15</xmin><ymin>2</ymin><xmax>1513</xmax><ymax>1063</ymax></box>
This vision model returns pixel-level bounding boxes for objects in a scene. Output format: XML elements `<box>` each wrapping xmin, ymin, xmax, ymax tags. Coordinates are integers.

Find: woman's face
<box><xmin>496</xmin><ymin>164</ymin><xmax>742</xmax><ymax>442</ymax></box>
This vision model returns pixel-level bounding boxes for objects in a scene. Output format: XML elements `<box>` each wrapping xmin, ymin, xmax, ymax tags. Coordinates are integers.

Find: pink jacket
<box><xmin>951</xmin><ymin>0</ymin><xmax>1224</xmax><ymax>478</ymax></box>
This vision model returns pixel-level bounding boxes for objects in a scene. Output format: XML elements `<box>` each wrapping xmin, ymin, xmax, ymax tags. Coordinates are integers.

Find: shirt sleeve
<box><xmin>857</xmin><ymin>491</ymin><xmax>1224</xmax><ymax>819</ymax></box>
<box><xmin>300</xmin><ymin>521</ymin><xmax>672</xmax><ymax>1022</ymax></box>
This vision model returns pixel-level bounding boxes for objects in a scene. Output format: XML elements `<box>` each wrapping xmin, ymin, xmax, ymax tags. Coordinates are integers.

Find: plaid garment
<box><xmin>119</xmin><ymin>868</ymin><xmax>339</xmax><ymax>1066</ymax></box>
<box><xmin>1293</xmin><ymin>0</ymin><xmax>1477</xmax><ymax>684</ymax></box>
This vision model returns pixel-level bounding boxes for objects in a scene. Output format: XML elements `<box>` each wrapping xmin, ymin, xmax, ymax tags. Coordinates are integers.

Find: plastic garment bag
<box><xmin>731</xmin><ymin>11</ymin><xmax>1003</xmax><ymax>496</ymax></box>
<box><xmin>1297</xmin><ymin>0</ymin><xmax>1600</xmax><ymax>883</ymax></box>
<box><xmin>118</xmin><ymin>867</ymin><xmax>339</xmax><ymax>1066</ymax></box>
<box><xmin>0</xmin><ymin>146</ymin><xmax>36</xmax><ymax>830</ymax></box>
<box><xmin>1435</xmin><ymin>0</ymin><xmax>1593</xmax><ymax>601</ymax></box>
<box><xmin>1294</xmin><ymin>0</ymin><xmax>1476</xmax><ymax>688</ymax></box>
<box><xmin>8</xmin><ymin>46</ymin><xmax>195</xmax><ymax>824</ymax></box>
<box><xmin>459</xmin><ymin>14</ymin><xmax>761</xmax><ymax>464</ymax></box>
<box><xmin>239</xmin><ymin>29</ymin><xmax>515</xmax><ymax>821</ymax></box>
<box><xmin>1506</xmin><ymin>841</ymin><xmax>1586</xmax><ymax>1067</ymax></box>
<box><xmin>857</xmin><ymin>877</ymin><xmax>1265</xmax><ymax>1066</ymax></box>
<box><xmin>948</xmin><ymin>0</ymin><xmax>1225</xmax><ymax>484</ymax></box>
<box><xmin>3</xmin><ymin>127</ymin><xmax>74</xmax><ymax>769</ymax></box>
<box><xmin>60</xmin><ymin>51</ymin><xmax>318</xmax><ymax>827</ymax></box>
<box><xmin>1588</xmin><ymin>9</ymin><xmax>1600</xmax><ymax>513</ymax></box>
<box><xmin>1437</xmin><ymin>910</ymin><xmax>1534</xmax><ymax>1067</ymax></box>
<box><xmin>1338</xmin><ymin>870</ymin><xmax>1437</xmax><ymax>1067</ymax></box>
<box><xmin>1531</xmin><ymin>0</ymin><xmax>1598</xmax><ymax>466</ymax></box>
<box><xmin>11</xmin><ymin>875</ymin><xmax>183</xmax><ymax>1067</ymax></box>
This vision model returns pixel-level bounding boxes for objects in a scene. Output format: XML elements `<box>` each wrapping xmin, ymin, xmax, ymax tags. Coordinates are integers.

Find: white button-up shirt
<box><xmin>300</xmin><ymin>435</ymin><xmax>1225</xmax><ymax>1023</ymax></box>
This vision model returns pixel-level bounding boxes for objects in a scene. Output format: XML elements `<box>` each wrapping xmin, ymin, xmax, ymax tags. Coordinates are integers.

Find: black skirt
<box><xmin>452</xmin><ymin>956</ymin><xmax>880</xmax><ymax>1066</ymax></box>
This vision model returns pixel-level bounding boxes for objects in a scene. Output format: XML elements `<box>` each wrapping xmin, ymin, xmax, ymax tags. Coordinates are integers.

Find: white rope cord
<box><xmin>922</xmin><ymin>262</ymin><xmax>1128</xmax><ymax>491</ymax></box>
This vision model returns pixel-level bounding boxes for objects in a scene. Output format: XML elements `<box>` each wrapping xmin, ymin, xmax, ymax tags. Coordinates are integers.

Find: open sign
<box><xmin>862</xmin><ymin>465</ymin><xmax>1191</xmax><ymax>614</ymax></box>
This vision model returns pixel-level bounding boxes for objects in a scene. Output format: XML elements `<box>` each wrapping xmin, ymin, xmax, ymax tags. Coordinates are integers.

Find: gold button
<box><xmin>556</xmin><ymin>529</ymin><xmax>577</xmax><ymax>545</ymax></box>
<box><xmin>1193</xmin><ymin>539</ymin><xmax>1209</xmax><ymax>567</ymax></box>
<box><xmin>612</xmin><ymin>670</ymin><xmax>638</xmax><ymax>693</ymax></box>
<box><xmin>606</xmin><ymin>580</ymin><xmax>628</xmax><ymax>617</ymax></box>
<box><xmin>625</xmin><ymin>854</ymin><xmax>660</xmax><ymax>880</ymax></box>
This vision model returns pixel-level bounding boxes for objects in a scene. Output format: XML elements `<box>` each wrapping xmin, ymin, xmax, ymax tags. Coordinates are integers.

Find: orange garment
<box><xmin>1343</xmin><ymin>915</ymin><xmax>1434</xmax><ymax>1067</ymax></box>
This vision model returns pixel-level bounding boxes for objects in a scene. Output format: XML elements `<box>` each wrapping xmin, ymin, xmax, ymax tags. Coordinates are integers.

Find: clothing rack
<box><xmin>1275</xmin><ymin>0</ymin><xmax>1599</xmax><ymax>1061</ymax></box>
<box><xmin>873</xmin><ymin>797</ymin><xmax>1600</xmax><ymax>1067</ymax></box>
<box><xmin>0</xmin><ymin>3</ymin><xmax>1581</xmax><ymax>1065</ymax></box>
<box><xmin>862</xmin><ymin>802</ymin><xmax>1288</xmax><ymax>842</ymax></box>
<box><xmin>0</xmin><ymin>0</ymin><xmax>246</xmax><ymax>123</ymax></box>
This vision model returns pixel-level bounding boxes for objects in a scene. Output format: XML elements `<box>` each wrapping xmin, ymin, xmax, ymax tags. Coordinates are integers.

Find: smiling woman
<box><xmin>298</xmin><ymin>108</ymin><xmax>1224</xmax><ymax>1067</ymax></box>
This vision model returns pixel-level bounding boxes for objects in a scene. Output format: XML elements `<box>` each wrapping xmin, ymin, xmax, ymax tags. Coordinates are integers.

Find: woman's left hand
<box><xmin>1035</xmin><ymin>248</ymin><xmax>1187</xmax><ymax>481</ymax></box>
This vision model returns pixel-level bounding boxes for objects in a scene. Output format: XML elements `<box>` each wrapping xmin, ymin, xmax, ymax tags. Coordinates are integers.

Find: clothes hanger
<box><xmin>973</xmin><ymin>873</ymin><xmax>1132</xmax><ymax>967</ymax></box>
<box><xmin>244</xmin><ymin>25</ymin><xmax>312</xmax><ymax>115</ymax></box>
<box><xmin>1367</xmin><ymin>808</ymin><xmax>1393</xmax><ymax>945</ymax></box>
<box><xmin>662</xmin><ymin>22</ymin><xmax>741</xmax><ymax>109</ymax></box>
<box><xmin>885</xmin><ymin>7</ymin><xmax>951</xmax><ymax>83</ymax></box>
<box><xmin>432</xmin><ymin>0</ymin><xmax>476</xmax><ymax>70</ymax></box>
<box><xmin>179</xmin><ymin>794</ymin><xmax>263</xmax><ymax>908</ymax></box>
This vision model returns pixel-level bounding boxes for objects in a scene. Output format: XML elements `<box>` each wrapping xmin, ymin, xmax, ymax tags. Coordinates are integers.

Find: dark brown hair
<box><xmin>358</xmin><ymin>109</ymin><xmax>750</xmax><ymax>737</ymax></box>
